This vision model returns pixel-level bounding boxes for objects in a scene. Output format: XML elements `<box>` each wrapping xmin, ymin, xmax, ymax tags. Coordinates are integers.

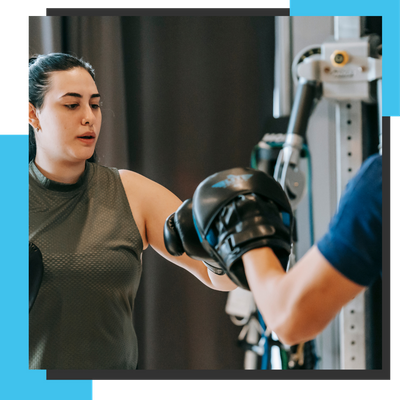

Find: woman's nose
<box><xmin>81</xmin><ymin>105</ymin><xmax>95</xmax><ymax>126</ymax></box>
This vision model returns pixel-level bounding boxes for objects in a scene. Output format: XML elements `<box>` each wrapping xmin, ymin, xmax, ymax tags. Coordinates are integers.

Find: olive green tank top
<box><xmin>29</xmin><ymin>161</ymin><xmax>143</xmax><ymax>369</ymax></box>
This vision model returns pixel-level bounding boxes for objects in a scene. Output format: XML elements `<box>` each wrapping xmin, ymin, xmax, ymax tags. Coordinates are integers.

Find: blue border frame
<box><xmin>2</xmin><ymin>2</ymin><xmax>398</xmax><ymax>398</ymax></box>
<box><xmin>290</xmin><ymin>0</ymin><xmax>400</xmax><ymax>116</ymax></box>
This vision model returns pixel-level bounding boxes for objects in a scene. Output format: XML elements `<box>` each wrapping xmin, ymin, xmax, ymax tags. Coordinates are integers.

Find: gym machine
<box><xmin>225</xmin><ymin>16</ymin><xmax>382</xmax><ymax>370</ymax></box>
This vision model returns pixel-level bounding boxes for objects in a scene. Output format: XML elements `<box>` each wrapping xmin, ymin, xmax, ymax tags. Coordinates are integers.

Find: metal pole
<box><xmin>273</xmin><ymin>17</ymin><xmax>293</xmax><ymax>118</ymax></box>
<box><xmin>334</xmin><ymin>16</ymin><xmax>367</xmax><ymax>370</ymax></box>
<box><xmin>335</xmin><ymin>100</ymin><xmax>366</xmax><ymax>369</ymax></box>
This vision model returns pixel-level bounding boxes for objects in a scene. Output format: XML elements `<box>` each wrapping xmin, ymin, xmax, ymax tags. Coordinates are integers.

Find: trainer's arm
<box><xmin>242</xmin><ymin>245</ymin><xmax>366</xmax><ymax>345</ymax></box>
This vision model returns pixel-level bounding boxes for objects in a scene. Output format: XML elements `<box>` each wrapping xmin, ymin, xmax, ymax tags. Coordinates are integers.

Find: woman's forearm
<box><xmin>169</xmin><ymin>252</ymin><xmax>236</xmax><ymax>291</ymax></box>
<box><xmin>207</xmin><ymin>269</ymin><xmax>238</xmax><ymax>291</ymax></box>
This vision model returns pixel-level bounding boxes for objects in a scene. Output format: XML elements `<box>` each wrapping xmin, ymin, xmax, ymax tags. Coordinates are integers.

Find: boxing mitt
<box><xmin>164</xmin><ymin>199</ymin><xmax>225</xmax><ymax>276</ymax></box>
<box><xmin>29</xmin><ymin>242</ymin><xmax>44</xmax><ymax>312</ymax></box>
<box><xmin>192</xmin><ymin>167</ymin><xmax>293</xmax><ymax>290</ymax></box>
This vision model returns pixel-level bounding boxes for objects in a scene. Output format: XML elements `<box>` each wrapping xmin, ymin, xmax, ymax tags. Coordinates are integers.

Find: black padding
<box><xmin>192</xmin><ymin>167</ymin><xmax>294</xmax><ymax>290</ymax></box>
<box><xmin>29</xmin><ymin>242</ymin><xmax>44</xmax><ymax>312</ymax></box>
<box><xmin>163</xmin><ymin>199</ymin><xmax>225</xmax><ymax>275</ymax></box>
<box><xmin>164</xmin><ymin>213</ymin><xmax>185</xmax><ymax>256</ymax></box>
<box><xmin>173</xmin><ymin>199</ymin><xmax>210</xmax><ymax>260</ymax></box>
<box><xmin>193</xmin><ymin>167</ymin><xmax>293</xmax><ymax>238</ymax></box>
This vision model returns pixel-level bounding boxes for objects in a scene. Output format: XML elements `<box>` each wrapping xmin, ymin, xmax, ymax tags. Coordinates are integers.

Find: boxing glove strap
<box><xmin>203</xmin><ymin>261</ymin><xmax>226</xmax><ymax>275</ymax></box>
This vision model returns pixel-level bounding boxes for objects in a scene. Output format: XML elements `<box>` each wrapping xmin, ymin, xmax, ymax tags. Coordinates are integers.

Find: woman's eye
<box><xmin>65</xmin><ymin>104</ymin><xmax>78</xmax><ymax>110</ymax></box>
<box><xmin>64</xmin><ymin>102</ymin><xmax>101</xmax><ymax>110</ymax></box>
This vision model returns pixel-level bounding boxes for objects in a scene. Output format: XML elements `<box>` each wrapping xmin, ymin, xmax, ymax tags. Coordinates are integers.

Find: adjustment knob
<box><xmin>330</xmin><ymin>50</ymin><xmax>349</xmax><ymax>67</ymax></box>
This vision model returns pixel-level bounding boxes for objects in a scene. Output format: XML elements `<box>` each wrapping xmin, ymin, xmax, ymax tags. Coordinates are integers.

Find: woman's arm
<box><xmin>242</xmin><ymin>245</ymin><xmax>366</xmax><ymax>345</ymax></box>
<box><xmin>119</xmin><ymin>169</ymin><xmax>236</xmax><ymax>291</ymax></box>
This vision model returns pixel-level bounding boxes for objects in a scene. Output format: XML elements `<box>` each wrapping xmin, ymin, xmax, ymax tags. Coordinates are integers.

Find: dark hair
<box><xmin>29</xmin><ymin>53</ymin><xmax>98</xmax><ymax>163</ymax></box>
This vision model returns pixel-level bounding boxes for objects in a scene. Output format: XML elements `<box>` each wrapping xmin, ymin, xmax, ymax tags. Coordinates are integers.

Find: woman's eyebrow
<box><xmin>60</xmin><ymin>92</ymin><xmax>101</xmax><ymax>98</ymax></box>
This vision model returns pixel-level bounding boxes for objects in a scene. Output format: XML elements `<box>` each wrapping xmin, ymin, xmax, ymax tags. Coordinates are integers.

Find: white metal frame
<box><xmin>226</xmin><ymin>16</ymin><xmax>381</xmax><ymax>370</ymax></box>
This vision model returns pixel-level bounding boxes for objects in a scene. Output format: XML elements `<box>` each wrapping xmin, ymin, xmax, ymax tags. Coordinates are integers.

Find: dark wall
<box><xmin>120</xmin><ymin>16</ymin><xmax>276</xmax><ymax>369</ymax></box>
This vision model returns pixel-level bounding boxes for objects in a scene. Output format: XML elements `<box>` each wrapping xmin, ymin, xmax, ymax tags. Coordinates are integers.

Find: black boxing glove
<box><xmin>163</xmin><ymin>199</ymin><xmax>225</xmax><ymax>276</ymax></box>
<box><xmin>192</xmin><ymin>167</ymin><xmax>293</xmax><ymax>290</ymax></box>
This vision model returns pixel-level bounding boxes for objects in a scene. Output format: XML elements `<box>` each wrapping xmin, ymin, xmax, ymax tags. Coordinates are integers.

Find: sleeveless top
<box><xmin>29</xmin><ymin>161</ymin><xmax>143</xmax><ymax>369</ymax></box>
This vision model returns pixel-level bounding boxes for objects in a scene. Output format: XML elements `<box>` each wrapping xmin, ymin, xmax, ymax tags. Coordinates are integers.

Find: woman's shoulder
<box><xmin>118</xmin><ymin>169</ymin><xmax>148</xmax><ymax>191</ymax></box>
<box><xmin>117</xmin><ymin>169</ymin><xmax>183</xmax><ymax>253</ymax></box>
<box><xmin>118</xmin><ymin>169</ymin><xmax>171</xmax><ymax>196</ymax></box>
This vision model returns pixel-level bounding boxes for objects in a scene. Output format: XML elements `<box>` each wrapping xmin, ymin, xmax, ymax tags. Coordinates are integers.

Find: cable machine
<box><xmin>225</xmin><ymin>16</ymin><xmax>382</xmax><ymax>370</ymax></box>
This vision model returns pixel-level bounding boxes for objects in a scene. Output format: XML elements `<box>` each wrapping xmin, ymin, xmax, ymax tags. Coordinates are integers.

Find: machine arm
<box><xmin>274</xmin><ymin>78</ymin><xmax>321</xmax><ymax>210</ymax></box>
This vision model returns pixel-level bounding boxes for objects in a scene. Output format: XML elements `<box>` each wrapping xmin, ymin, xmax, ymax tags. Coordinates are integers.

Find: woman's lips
<box><xmin>77</xmin><ymin>132</ymin><xmax>96</xmax><ymax>144</ymax></box>
<box><xmin>78</xmin><ymin>138</ymin><xmax>95</xmax><ymax>144</ymax></box>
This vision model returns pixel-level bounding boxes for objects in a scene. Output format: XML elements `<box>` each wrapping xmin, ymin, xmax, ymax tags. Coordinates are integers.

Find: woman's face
<box><xmin>33</xmin><ymin>67</ymin><xmax>102</xmax><ymax>164</ymax></box>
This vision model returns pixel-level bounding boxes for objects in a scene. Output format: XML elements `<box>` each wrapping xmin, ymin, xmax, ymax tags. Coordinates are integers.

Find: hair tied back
<box><xmin>26</xmin><ymin>57</ymin><xmax>37</xmax><ymax>67</ymax></box>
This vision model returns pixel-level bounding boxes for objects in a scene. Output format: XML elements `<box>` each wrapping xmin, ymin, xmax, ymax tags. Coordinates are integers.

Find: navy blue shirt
<box><xmin>317</xmin><ymin>154</ymin><xmax>382</xmax><ymax>286</ymax></box>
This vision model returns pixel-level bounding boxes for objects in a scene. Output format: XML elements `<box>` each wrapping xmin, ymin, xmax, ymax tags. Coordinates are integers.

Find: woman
<box><xmin>28</xmin><ymin>53</ymin><xmax>236</xmax><ymax>369</ymax></box>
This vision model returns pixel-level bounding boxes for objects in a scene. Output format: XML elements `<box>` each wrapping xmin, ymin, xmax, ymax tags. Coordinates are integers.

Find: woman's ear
<box><xmin>29</xmin><ymin>103</ymin><xmax>40</xmax><ymax>130</ymax></box>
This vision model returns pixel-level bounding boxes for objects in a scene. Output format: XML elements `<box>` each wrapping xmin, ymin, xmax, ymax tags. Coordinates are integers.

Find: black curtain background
<box><xmin>30</xmin><ymin>16</ymin><xmax>277</xmax><ymax>369</ymax></box>
<box><xmin>124</xmin><ymin>16</ymin><xmax>276</xmax><ymax>370</ymax></box>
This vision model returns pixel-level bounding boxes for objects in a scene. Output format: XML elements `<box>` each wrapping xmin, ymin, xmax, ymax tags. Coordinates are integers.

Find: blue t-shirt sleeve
<box><xmin>316</xmin><ymin>154</ymin><xmax>382</xmax><ymax>286</ymax></box>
